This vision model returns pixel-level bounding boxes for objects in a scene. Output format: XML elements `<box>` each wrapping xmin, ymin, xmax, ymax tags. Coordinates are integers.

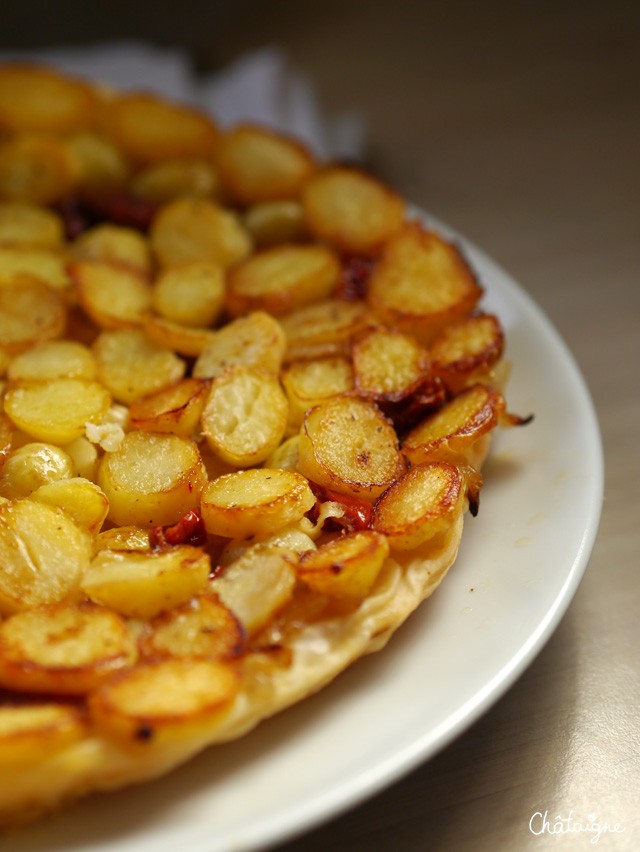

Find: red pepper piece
<box><xmin>149</xmin><ymin>509</ymin><xmax>207</xmax><ymax>550</ymax></box>
<box><xmin>336</xmin><ymin>255</ymin><xmax>377</xmax><ymax>301</ymax></box>
<box><xmin>307</xmin><ymin>481</ymin><xmax>373</xmax><ymax>531</ymax></box>
<box><xmin>82</xmin><ymin>191</ymin><xmax>159</xmax><ymax>232</ymax></box>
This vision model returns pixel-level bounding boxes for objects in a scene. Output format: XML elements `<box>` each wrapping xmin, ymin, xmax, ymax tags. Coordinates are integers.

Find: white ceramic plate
<box><xmin>6</xmin><ymin>214</ymin><xmax>603</xmax><ymax>852</ymax></box>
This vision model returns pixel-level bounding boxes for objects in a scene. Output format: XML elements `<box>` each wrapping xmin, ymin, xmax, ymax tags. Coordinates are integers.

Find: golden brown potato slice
<box><xmin>373</xmin><ymin>462</ymin><xmax>465</xmax><ymax>550</ymax></box>
<box><xmin>281</xmin><ymin>298</ymin><xmax>373</xmax><ymax>361</ymax></box>
<box><xmin>81</xmin><ymin>545</ymin><xmax>210</xmax><ymax>620</ymax></box>
<box><xmin>302</xmin><ymin>165</ymin><xmax>405</xmax><ymax>255</ymax></box>
<box><xmin>429</xmin><ymin>313</ymin><xmax>505</xmax><ymax>393</ymax></box>
<box><xmin>352</xmin><ymin>326</ymin><xmax>430</xmax><ymax>402</ymax></box>
<box><xmin>93</xmin><ymin>328</ymin><xmax>185</xmax><ymax>405</ymax></box>
<box><xmin>0</xmin><ymin>134</ymin><xmax>75</xmax><ymax>205</ymax></box>
<box><xmin>65</xmin><ymin>131</ymin><xmax>131</xmax><ymax>193</ymax></box>
<box><xmin>367</xmin><ymin>223</ymin><xmax>483</xmax><ymax>342</ymax></box>
<box><xmin>71</xmin><ymin>260</ymin><xmax>152</xmax><ymax>330</ymax></box>
<box><xmin>0</xmin><ymin>245</ymin><xmax>70</xmax><ymax>291</ymax></box>
<box><xmin>70</xmin><ymin>224</ymin><xmax>152</xmax><ymax>276</ymax></box>
<box><xmin>30</xmin><ymin>477</ymin><xmax>109</xmax><ymax>534</ymax></box>
<box><xmin>0</xmin><ymin>279</ymin><xmax>66</xmax><ymax>355</ymax></box>
<box><xmin>7</xmin><ymin>340</ymin><xmax>96</xmax><ymax>383</ymax></box>
<box><xmin>225</xmin><ymin>243</ymin><xmax>339</xmax><ymax>317</ymax></box>
<box><xmin>131</xmin><ymin>158</ymin><xmax>219</xmax><ymax>203</ymax></box>
<box><xmin>0</xmin><ymin>413</ymin><xmax>11</xmax><ymax>472</ymax></box>
<box><xmin>192</xmin><ymin>311</ymin><xmax>286</xmax><ymax>379</ymax></box>
<box><xmin>98</xmin><ymin>430</ymin><xmax>207</xmax><ymax>527</ymax></box>
<box><xmin>297</xmin><ymin>530</ymin><xmax>390</xmax><ymax>598</ymax></box>
<box><xmin>201</xmin><ymin>366</ymin><xmax>288</xmax><ymax>467</ymax></box>
<box><xmin>94</xmin><ymin>524</ymin><xmax>150</xmax><ymax>554</ymax></box>
<box><xmin>297</xmin><ymin>396</ymin><xmax>406</xmax><ymax>501</ymax></box>
<box><xmin>152</xmin><ymin>261</ymin><xmax>225</xmax><ymax>328</ymax></box>
<box><xmin>139</xmin><ymin>594</ymin><xmax>244</xmax><ymax>661</ymax></box>
<box><xmin>216</xmin><ymin>124</ymin><xmax>315</xmax><ymax>206</ymax></box>
<box><xmin>0</xmin><ymin>499</ymin><xmax>91</xmax><ymax>615</ymax></box>
<box><xmin>0</xmin><ymin>442</ymin><xmax>74</xmax><ymax>500</ymax></box>
<box><xmin>104</xmin><ymin>93</ymin><xmax>219</xmax><ymax>165</ymax></box>
<box><xmin>129</xmin><ymin>378</ymin><xmax>210</xmax><ymax>437</ymax></box>
<box><xmin>201</xmin><ymin>468</ymin><xmax>315</xmax><ymax>539</ymax></box>
<box><xmin>0</xmin><ymin>602</ymin><xmax>137</xmax><ymax>695</ymax></box>
<box><xmin>4</xmin><ymin>378</ymin><xmax>111</xmax><ymax>445</ymax></box>
<box><xmin>0</xmin><ymin>703</ymin><xmax>87</xmax><ymax>766</ymax></box>
<box><xmin>211</xmin><ymin>544</ymin><xmax>296</xmax><ymax>635</ymax></box>
<box><xmin>282</xmin><ymin>356</ymin><xmax>354</xmax><ymax>431</ymax></box>
<box><xmin>142</xmin><ymin>314</ymin><xmax>217</xmax><ymax>358</ymax></box>
<box><xmin>0</xmin><ymin>202</ymin><xmax>63</xmax><ymax>249</ymax></box>
<box><xmin>0</xmin><ymin>64</ymin><xmax>98</xmax><ymax>134</ymax></box>
<box><xmin>150</xmin><ymin>197</ymin><xmax>252</xmax><ymax>270</ymax></box>
<box><xmin>402</xmin><ymin>383</ymin><xmax>506</xmax><ymax>467</ymax></box>
<box><xmin>88</xmin><ymin>658</ymin><xmax>239</xmax><ymax>744</ymax></box>
<box><xmin>243</xmin><ymin>200</ymin><xmax>306</xmax><ymax>247</ymax></box>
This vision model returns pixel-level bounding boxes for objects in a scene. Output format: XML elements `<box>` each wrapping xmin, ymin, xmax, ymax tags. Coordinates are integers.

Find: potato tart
<box><xmin>0</xmin><ymin>62</ymin><xmax>530</xmax><ymax>827</ymax></box>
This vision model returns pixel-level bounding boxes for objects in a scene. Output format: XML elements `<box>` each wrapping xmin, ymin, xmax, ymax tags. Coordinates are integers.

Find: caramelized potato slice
<box><xmin>193</xmin><ymin>311</ymin><xmax>286</xmax><ymax>379</ymax></box>
<box><xmin>0</xmin><ymin>703</ymin><xmax>87</xmax><ymax>765</ymax></box>
<box><xmin>152</xmin><ymin>261</ymin><xmax>225</xmax><ymax>328</ymax></box>
<box><xmin>70</xmin><ymin>224</ymin><xmax>152</xmax><ymax>276</ymax></box>
<box><xmin>0</xmin><ymin>499</ymin><xmax>91</xmax><ymax>614</ymax></box>
<box><xmin>226</xmin><ymin>243</ymin><xmax>339</xmax><ymax>317</ymax></box>
<box><xmin>129</xmin><ymin>378</ymin><xmax>210</xmax><ymax>437</ymax></box>
<box><xmin>297</xmin><ymin>530</ymin><xmax>389</xmax><ymax>598</ymax></box>
<box><xmin>201</xmin><ymin>366</ymin><xmax>288</xmax><ymax>467</ymax></box>
<box><xmin>65</xmin><ymin>131</ymin><xmax>130</xmax><ymax>193</ymax></box>
<box><xmin>352</xmin><ymin>326</ymin><xmax>430</xmax><ymax>401</ymax></box>
<box><xmin>216</xmin><ymin>124</ymin><xmax>315</xmax><ymax>206</ymax></box>
<box><xmin>282</xmin><ymin>356</ymin><xmax>354</xmax><ymax>431</ymax></box>
<box><xmin>0</xmin><ymin>245</ymin><xmax>70</xmax><ymax>291</ymax></box>
<box><xmin>143</xmin><ymin>314</ymin><xmax>217</xmax><ymax>357</ymax></box>
<box><xmin>430</xmin><ymin>313</ymin><xmax>505</xmax><ymax>393</ymax></box>
<box><xmin>373</xmin><ymin>462</ymin><xmax>465</xmax><ymax>550</ymax></box>
<box><xmin>4</xmin><ymin>378</ymin><xmax>111</xmax><ymax>445</ymax></box>
<box><xmin>131</xmin><ymin>158</ymin><xmax>219</xmax><ymax>203</ymax></box>
<box><xmin>302</xmin><ymin>166</ymin><xmax>405</xmax><ymax>256</ymax></box>
<box><xmin>82</xmin><ymin>546</ymin><xmax>210</xmax><ymax>620</ymax></box>
<box><xmin>94</xmin><ymin>524</ymin><xmax>150</xmax><ymax>554</ymax></box>
<box><xmin>0</xmin><ymin>201</ymin><xmax>63</xmax><ymax>249</ymax></box>
<box><xmin>367</xmin><ymin>223</ymin><xmax>483</xmax><ymax>342</ymax></box>
<box><xmin>211</xmin><ymin>544</ymin><xmax>296</xmax><ymax>635</ymax></box>
<box><xmin>71</xmin><ymin>260</ymin><xmax>152</xmax><ymax>330</ymax></box>
<box><xmin>7</xmin><ymin>340</ymin><xmax>96</xmax><ymax>383</ymax></box>
<box><xmin>139</xmin><ymin>594</ymin><xmax>244</xmax><ymax>660</ymax></box>
<box><xmin>0</xmin><ymin>413</ymin><xmax>11</xmax><ymax>471</ymax></box>
<box><xmin>104</xmin><ymin>93</ymin><xmax>219</xmax><ymax>164</ymax></box>
<box><xmin>88</xmin><ymin>658</ymin><xmax>239</xmax><ymax>744</ymax></box>
<box><xmin>402</xmin><ymin>383</ymin><xmax>506</xmax><ymax>467</ymax></box>
<box><xmin>0</xmin><ymin>134</ymin><xmax>75</xmax><ymax>205</ymax></box>
<box><xmin>201</xmin><ymin>468</ymin><xmax>315</xmax><ymax>539</ymax></box>
<box><xmin>93</xmin><ymin>328</ymin><xmax>185</xmax><ymax>405</ymax></box>
<box><xmin>297</xmin><ymin>396</ymin><xmax>406</xmax><ymax>501</ymax></box>
<box><xmin>0</xmin><ymin>64</ymin><xmax>98</xmax><ymax>133</ymax></box>
<box><xmin>0</xmin><ymin>602</ymin><xmax>137</xmax><ymax>695</ymax></box>
<box><xmin>0</xmin><ymin>279</ymin><xmax>66</xmax><ymax>355</ymax></box>
<box><xmin>281</xmin><ymin>298</ymin><xmax>373</xmax><ymax>361</ymax></box>
<box><xmin>150</xmin><ymin>197</ymin><xmax>252</xmax><ymax>270</ymax></box>
<box><xmin>244</xmin><ymin>200</ymin><xmax>306</xmax><ymax>247</ymax></box>
<box><xmin>98</xmin><ymin>431</ymin><xmax>207</xmax><ymax>527</ymax></box>
<box><xmin>30</xmin><ymin>477</ymin><xmax>109</xmax><ymax>534</ymax></box>
<box><xmin>0</xmin><ymin>442</ymin><xmax>74</xmax><ymax>500</ymax></box>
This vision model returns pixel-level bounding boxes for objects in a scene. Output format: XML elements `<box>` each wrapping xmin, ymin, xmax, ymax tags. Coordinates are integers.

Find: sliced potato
<box><xmin>81</xmin><ymin>546</ymin><xmax>210</xmax><ymax>619</ymax></box>
<box><xmin>193</xmin><ymin>311</ymin><xmax>286</xmax><ymax>379</ymax></box>
<box><xmin>4</xmin><ymin>378</ymin><xmax>111</xmax><ymax>445</ymax></box>
<box><xmin>201</xmin><ymin>366</ymin><xmax>288</xmax><ymax>467</ymax></box>
<box><xmin>98</xmin><ymin>430</ymin><xmax>207</xmax><ymax>528</ymax></box>
<box><xmin>104</xmin><ymin>93</ymin><xmax>219</xmax><ymax>164</ymax></box>
<box><xmin>367</xmin><ymin>223</ymin><xmax>483</xmax><ymax>342</ymax></box>
<box><xmin>62</xmin><ymin>435</ymin><xmax>99</xmax><ymax>481</ymax></box>
<box><xmin>152</xmin><ymin>261</ymin><xmax>225</xmax><ymax>328</ymax></box>
<box><xmin>0</xmin><ymin>499</ymin><xmax>91</xmax><ymax>614</ymax></box>
<box><xmin>30</xmin><ymin>477</ymin><xmax>109</xmax><ymax>534</ymax></box>
<box><xmin>0</xmin><ymin>703</ymin><xmax>87</xmax><ymax>765</ymax></box>
<box><xmin>7</xmin><ymin>340</ymin><xmax>96</xmax><ymax>383</ymax></box>
<box><xmin>352</xmin><ymin>326</ymin><xmax>430</xmax><ymax>401</ymax></box>
<box><xmin>201</xmin><ymin>468</ymin><xmax>315</xmax><ymax>539</ymax></box>
<box><xmin>282</xmin><ymin>356</ymin><xmax>354</xmax><ymax>431</ymax></box>
<box><xmin>65</xmin><ymin>131</ymin><xmax>130</xmax><ymax>193</ymax></box>
<box><xmin>302</xmin><ymin>165</ymin><xmax>405</xmax><ymax>255</ymax></box>
<box><xmin>297</xmin><ymin>530</ymin><xmax>389</xmax><ymax>598</ymax></box>
<box><xmin>297</xmin><ymin>396</ymin><xmax>406</xmax><ymax>501</ymax></box>
<box><xmin>430</xmin><ymin>313</ymin><xmax>505</xmax><ymax>393</ymax></box>
<box><xmin>150</xmin><ymin>197</ymin><xmax>252</xmax><ymax>270</ymax></box>
<box><xmin>244</xmin><ymin>200</ymin><xmax>306</xmax><ymax>247</ymax></box>
<box><xmin>373</xmin><ymin>462</ymin><xmax>464</xmax><ymax>550</ymax></box>
<box><xmin>94</xmin><ymin>525</ymin><xmax>150</xmax><ymax>554</ymax></box>
<box><xmin>131</xmin><ymin>158</ymin><xmax>219</xmax><ymax>203</ymax></box>
<box><xmin>0</xmin><ymin>201</ymin><xmax>63</xmax><ymax>249</ymax></box>
<box><xmin>93</xmin><ymin>328</ymin><xmax>185</xmax><ymax>405</ymax></box>
<box><xmin>0</xmin><ymin>134</ymin><xmax>75</xmax><ymax>205</ymax></box>
<box><xmin>129</xmin><ymin>378</ymin><xmax>210</xmax><ymax>437</ymax></box>
<box><xmin>0</xmin><ymin>413</ymin><xmax>11</xmax><ymax>471</ymax></box>
<box><xmin>225</xmin><ymin>243</ymin><xmax>339</xmax><ymax>317</ymax></box>
<box><xmin>139</xmin><ymin>594</ymin><xmax>244</xmax><ymax>661</ymax></box>
<box><xmin>211</xmin><ymin>544</ymin><xmax>296</xmax><ymax>635</ymax></box>
<box><xmin>280</xmin><ymin>298</ymin><xmax>373</xmax><ymax>361</ymax></box>
<box><xmin>70</xmin><ymin>224</ymin><xmax>152</xmax><ymax>276</ymax></box>
<box><xmin>0</xmin><ymin>245</ymin><xmax>70</xmax><ymax>291</ymax></box>
<box><xmin>71</xmin><ymin>260</ymin><xmax>152</xmax><ymax>329</ymax></box>
<box><xmin>0</xmin><ymin>442</ymin><xmax>74</xmax><ymax>500</ymax></box>
<box><xmin>142</xmin><ymin>314</ymin><xmax>217</xmax><ymax>357</ymax></box>
<box><xmin>0</xmin><ymin>602</ymin><xmax>137</xmax><ymax>695</ymax></box>
<box><xmin>88</xmin><ymin>658</ymin><xmax>239</xmax><ymax>744</ymax></box>
<box><xmin>0</xmin><ymin>279</ymin><xmax>66</xmax><ymax>355</ymax></box>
